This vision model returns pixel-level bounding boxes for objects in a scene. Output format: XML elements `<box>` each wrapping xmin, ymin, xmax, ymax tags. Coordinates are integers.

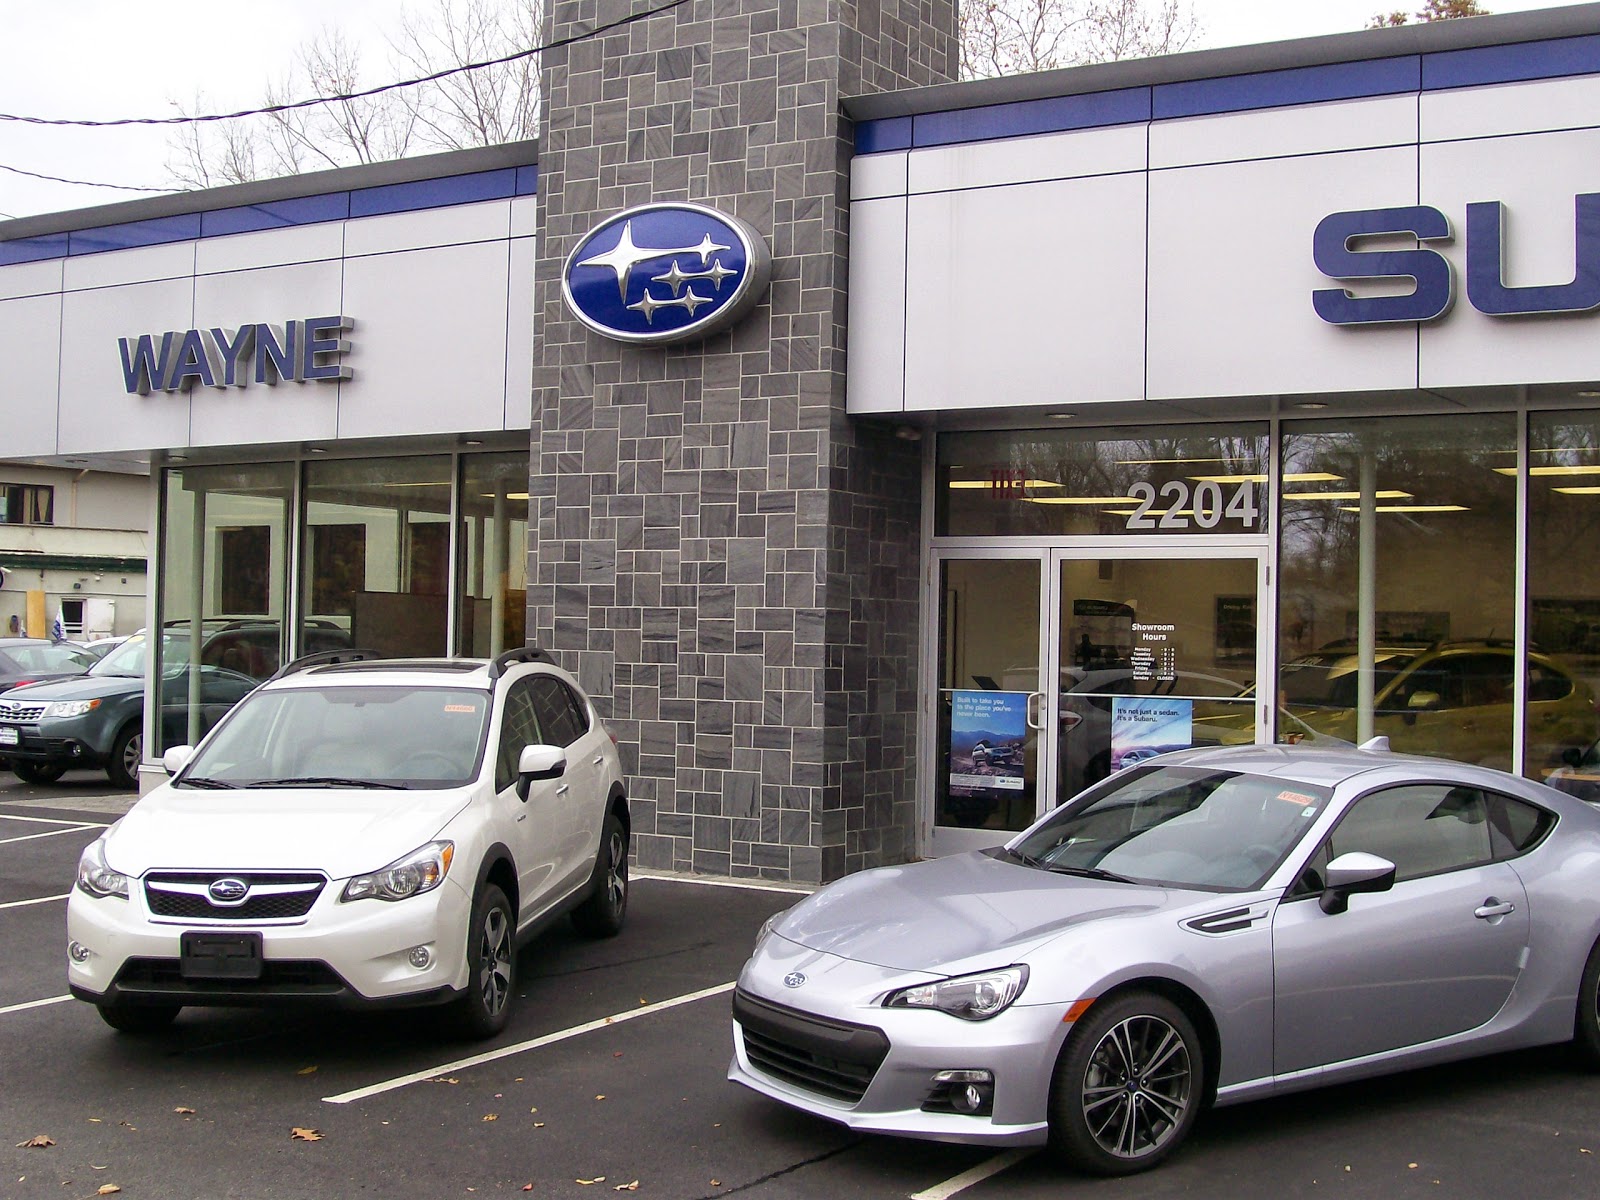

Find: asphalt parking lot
<box><xmin>2</xmin><ymin>772</ymin><xmax>1599</xmax><ymax>1200</ymax></box>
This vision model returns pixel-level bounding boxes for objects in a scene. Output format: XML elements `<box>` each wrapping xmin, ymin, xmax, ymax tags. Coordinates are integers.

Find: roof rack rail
<box><xmin>488</xmin><ymin>645</ymin><xmax>555</xmax><ymax>679</ymax></box>
<box><xmin>270</xmin><ymin>648</ymin><xmax>386</xmax><ymax>681</ymax></box>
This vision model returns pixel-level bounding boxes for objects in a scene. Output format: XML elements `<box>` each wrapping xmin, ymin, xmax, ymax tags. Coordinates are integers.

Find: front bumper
<box><xmin>67</xmin><ymin>871</ymin><xmax>474</xmax><ymax>1010</ymax></box>
<box><xmin>0</xmin><ymin>722</ymin><xmax>108</xmax><ymax>768</ymax></box>
<box><xmin>727</xmin><ymin>945</ymin><xmax>1072</xmax><ymax>1147</ymax></box>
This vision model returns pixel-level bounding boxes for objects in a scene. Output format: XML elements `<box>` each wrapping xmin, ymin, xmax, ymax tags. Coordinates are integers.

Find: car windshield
<box><xmin>1278</xmin><ymin>651</ymin><xmax>1413</xmax><ymax>708</ymax></box>
<box><xmin>177</xmin><ymin>684</ymin><xmax>492</xmax><ymax>790</ymax></box>
<box><xmin>1008</xmin><ymin>765</ymin><xmax>1332</xmax><ymax>891</ymax></box>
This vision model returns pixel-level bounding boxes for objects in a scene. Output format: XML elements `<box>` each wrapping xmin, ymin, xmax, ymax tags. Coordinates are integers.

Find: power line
<box><xmin>0</xmin><ymin>0</ymin><xmax>689</xmax><ymax>129</ymax></box>
<box><xmin>0</xmin><ymin>161</ymin><xmax>171</xmax><ymax>194</ymax></box>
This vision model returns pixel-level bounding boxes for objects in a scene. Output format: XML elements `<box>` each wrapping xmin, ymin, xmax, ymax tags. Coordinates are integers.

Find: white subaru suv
<box><xmin>67</xmin><ymin>647</ymin><xmax>629</xmax><ymax>1039</ymax></box>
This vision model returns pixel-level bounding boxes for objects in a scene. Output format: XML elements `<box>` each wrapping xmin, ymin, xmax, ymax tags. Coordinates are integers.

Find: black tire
<box><xmin>571</xmin><ymin>812</ymin><xmax>629</xmax><ymax>939</ymax></box>
<box><xmin>1576</xmin><ymin>937</ymin><xmax>1600</xmax><ymax>1068</ymax></box>
<box><xmin>96</xmin><ymin>1002</ymin><xmax>180</xmax><ymax>1034</ymax></box>
<box><xmin>106</xmin><ymin>723</ymin><xmax>142</xmax><ymax>790</ymax></box>
<box><xmin>1048</xmin><ymin>991</ymin><xmax>1205</xmax><ymax>1176</ymax></box>
<box><xmin>445</xmin><ymin>883</ymin><xmax>516</xmax><ymax>1039</ymax></box>
<box><xmin>13</xmin><ymin>761</ymin><xmax>67</xmax><ymax>785</ymax></box>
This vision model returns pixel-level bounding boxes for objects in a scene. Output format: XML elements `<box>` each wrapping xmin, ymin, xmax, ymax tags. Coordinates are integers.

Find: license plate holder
<box><xmin>0</xmin><ymin>727</ymin><xmax>17</xmax><ymax>746</ymax></box>
<box><xmin>179</xmin><ymin>931</ymin><xmax>263</xmax><ymax>980</ymax></box>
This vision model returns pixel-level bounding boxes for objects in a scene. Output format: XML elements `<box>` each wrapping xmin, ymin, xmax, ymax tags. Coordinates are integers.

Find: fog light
<box><xmin>68</xmin><ymin>941</ymin><xmax>92</xmax><ymax>963</ymax></box>
<box><xmin>924</xmin><ymin>1069</ymin><xmax>995</xmax><ymax>1117</ymax></box>
<box><xmin>408</xmin><ymin>946</ymin><xmax>432</xmax><ymax>969</ymax></box>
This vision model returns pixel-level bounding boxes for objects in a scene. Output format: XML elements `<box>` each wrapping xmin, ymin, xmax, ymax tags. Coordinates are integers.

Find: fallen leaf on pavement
<box><xmin>429</xmin><ymin>1077</ymin><xmax>461</xmax><ymax>1085</ymax></box>
<box><xmin>522</xmin><ymin>1186</ymin><xmax>534</xmax><ymax>1192</ymax></box>
<box><xmin>91</xmin><ymin>1165</ymin><xmax>109</xmax><ymax>1171</ymax></box>
<box><xmin>97</xmin><ymin>1186</ymin><xmax>122</xmax><ymax>1196</ymax></box>
<box><xmin>296</xmin><ymin>1066</ymin><xmax>318</xmax><ymax>1076</ymax></box>
<box><xmin>175</xmin><ymin>1107</ymin><xmax>196</xmax><ymax>1115</ymax></box>
<box><xmin>595</xmin><ymin>1095</ymin><xmax>606</xmax><ymax>1101</ymax></box>
<box><xmin>290</xmin><ymin>1127</ymin><xmax>324</xmax><ymax>1142</ymax></box>
<box><xmin>709</xmin><ymin>1180</ymin><xmax>721</xmax><ymax>1188</ymax></box>
<box><xmin>534</xmin><ymin>1123</ymin><xmax>546</xmax><ymax>1128</ymax></box>
<box><xmin>576</xmin><ymin>1177</ymin><xmax>605</xmax><ymax>1186</ymax></box>
<box><xmin>483</xmin><ymin>1114</ymin><xmax>498</xmax><ymax>1122</ymax></box>
<box><xmin>614</xmin><ymin>1182</ymin><xmax>639</xmax><ymax>1192</ymax></box>
<box><xmin>16</xmin><ymin>1136</ymin><xmax>53</xmax><ymax>1148</ymax></box>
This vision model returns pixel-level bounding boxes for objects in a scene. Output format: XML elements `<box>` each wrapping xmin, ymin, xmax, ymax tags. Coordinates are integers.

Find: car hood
<box><xmin>102</xmin><ymin>786</ymin><xmax>471</xmax><ymax>879</ymax></box>
<box><xmin>773</xmin><ymin>850</ymin><xmax>1183</xmax><ymax>973</ymax></box>
<box><xmin>0</xmin><ymin>670</ymin><xmax>88</xmax><ymax>693</ymax></box>
<box><xmin>4</xmin><ymin>673</ymin><xmax>142</xmax><ymax>701</ymax></box>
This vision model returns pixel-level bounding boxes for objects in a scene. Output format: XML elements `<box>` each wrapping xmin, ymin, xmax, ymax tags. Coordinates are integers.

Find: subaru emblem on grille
<box><xmin>783</xmin><ymin>972</ymin><xmax>806</xmax><ymax>988</ymax></box>
<box><xmin>207</xmin><ymin>877</ymin><xmax>250</xmax><ymax>905</ymax></box>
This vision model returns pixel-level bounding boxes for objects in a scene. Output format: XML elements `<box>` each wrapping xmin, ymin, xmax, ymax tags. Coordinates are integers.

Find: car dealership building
<box><xmin>6</xmin><ymin>3</ymin><xmax>1600</xmax><ymax>881</ymax></box>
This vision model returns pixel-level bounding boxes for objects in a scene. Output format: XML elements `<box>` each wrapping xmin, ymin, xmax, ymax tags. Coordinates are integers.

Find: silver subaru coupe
<box><xmin>729</xmin><ymin>742</ymin><xmax>1600</xmax><ymax>1175</ymax></box>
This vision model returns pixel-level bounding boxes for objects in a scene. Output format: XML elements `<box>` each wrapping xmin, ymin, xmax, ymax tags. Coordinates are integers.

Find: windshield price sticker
<box><xmin>1125</xmin><ymin>481</ymin><xmax>1259</xmax><ymax>531</ymax></box>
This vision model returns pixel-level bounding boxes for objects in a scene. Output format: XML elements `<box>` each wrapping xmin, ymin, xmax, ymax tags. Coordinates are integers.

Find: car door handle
<box><xmin>592</xmin><ymin>755</ymin><xmax>605</xmax><ymax>765</ymax></box>
<box><xmin>556</xmin><ymin>784</ymin><xmax>569</xmax><ymax>795</ymax></box>
<box><xmin>1475</xmin><ymin>900</ymin><xmax>1516</xmax><ymax>920</ymax></box>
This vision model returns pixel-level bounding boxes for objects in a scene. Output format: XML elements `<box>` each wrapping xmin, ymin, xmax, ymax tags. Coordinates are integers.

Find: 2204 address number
<box><xmin>1124</xmin><ymin>481</ymin><xmax>1260</xmax><ymax>530</ymax></box>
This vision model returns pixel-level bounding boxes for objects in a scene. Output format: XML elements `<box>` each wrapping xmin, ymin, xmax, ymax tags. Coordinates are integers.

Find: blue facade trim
<box><xmin>856</xmin><ymin>117</ymin><xmax>914</xmax><ymax>154</ymax></box>
<box><xmin>0</xmin><ymin>165</ymin><xmax>536</xmax><ymax>266</ymax></box>
<box><xmin>349</xmin><ymin>167</ymin><xmax>518</xmax><ymax>218</ymax></box>
<box><xmin>0</xmin><ymin>233</ymin><xmax>69</xmax><ymax>266</ymax></box>
<box><xmin>1422</xmin><ymin>33</ymin><xmax>1600</xmax><ymax>90</ymax></box>
<box><xmin>915</xmin><ymin>87</ymin><xmax>1151</xmax><ymax>147</ymax></box>
<box><xmin>1152</xmin><ymin>56</ymin><xmax>1421</xmax><ymax>120</ymax></box>
<box><xmin>201</xmin><ymin>193</ymin><xmax>352</xmax><ymax>238</ymax></box>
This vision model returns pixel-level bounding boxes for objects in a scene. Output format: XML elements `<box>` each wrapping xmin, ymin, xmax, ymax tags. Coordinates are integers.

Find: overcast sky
<box><xmin>0</xmin><ymin>0</ymin><xmax>1592</xmax><ymax>220</ymax></box>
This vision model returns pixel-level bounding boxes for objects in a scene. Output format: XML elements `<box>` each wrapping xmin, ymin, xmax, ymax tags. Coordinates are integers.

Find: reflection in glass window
<box><xmin>1278</xmin><ymin>415</ymin><xmax>1517</xmax><ymax>768</ymax></box>
<box><xmin>937</xmin><ymin>425</ymin><xmax>1267</xmax><ymax>537</ymax></box>
<box><xmin>1526</xmin><ymin>412</ymin><xmax>1600</xmax><ymax>788</ymax></box>
<box><xmin>457</xmin><ymin>452</ymin><xmax>529</xmax><ymax>658</ymax></box>
<box><xmin>303</xmin><ymin>455</ymin><xmax>452</xmax><ymax>659</ymax></box>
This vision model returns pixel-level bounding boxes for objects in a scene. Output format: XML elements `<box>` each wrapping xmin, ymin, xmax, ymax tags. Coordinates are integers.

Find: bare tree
<box><xmin>1370</xmin><ymin>0</ymin><xmax>1489</xmax><ymax>29</ymax></box>
<box><xmin>166</xmin><ymin>0</ymin><xmax>538</xmax><ymax>189</ymax></box>
<box><xmin>960</xmin><ymin>0</ymin><xmax>1200</xmax><ymax>80</ymax></box>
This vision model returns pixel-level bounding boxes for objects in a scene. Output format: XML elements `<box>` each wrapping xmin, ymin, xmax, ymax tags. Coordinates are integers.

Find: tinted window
<box><xmin>495</xmin><ymin>679</ymin><xmax>543</xmax><ymax>793</ymax></box>
<box><xmin>529</xmin><ymin>675</ymin><xmax>588</xmax><ymax>747</ymax></box>
<box><xmin>1321</xmin><ymin>784</ymin><xmax>1494</xmax><ymax>883</ymax></box>
<box><xmin>1491</xmin><ymin>794</ymin><xmax>1556</xmax><ymax>857</ymax></box>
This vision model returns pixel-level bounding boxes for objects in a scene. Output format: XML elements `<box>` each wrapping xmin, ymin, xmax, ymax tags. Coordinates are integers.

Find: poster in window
<box><xmin>1110</xmin><ymin>696</ymin><xmax>1193</xmax><ymax>771</ymax></box>
<box><xmin>1214</xmin><ymin>595</ymin><xmax>1255</xmax><ymax>665</ymax></box>
<box><xmin>949</xmin><ymin>689</ymin><xmax>1028</xmax><ymax>792</ymax></box>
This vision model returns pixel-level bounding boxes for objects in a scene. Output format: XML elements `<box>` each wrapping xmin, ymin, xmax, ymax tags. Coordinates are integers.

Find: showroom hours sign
<box><xmin>985</xmin><ymin>468</ymin><xmax>1262</xmax><ymax>532</ymax></box>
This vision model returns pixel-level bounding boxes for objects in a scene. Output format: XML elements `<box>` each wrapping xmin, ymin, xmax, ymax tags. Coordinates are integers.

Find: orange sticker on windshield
<box><xmin>443</xmin><ymin>704</ymin><xmax>478</xmax><ymax>714</ymax></box>
<box><xmin>1276</xmin><ymin>790</ymin><xmax>1317</xmax><ymax>807</ymax></box>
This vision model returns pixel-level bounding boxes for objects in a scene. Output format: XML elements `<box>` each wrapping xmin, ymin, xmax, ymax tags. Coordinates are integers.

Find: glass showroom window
<box><xmin>1526</xmin><ymin>412</ymin><xmax>1600</xmax><ymax>788</ymax></box>
<box><xmin>1278</xmin><ymin>415</ymin><xmax>1518</xmax><ymax>770</ymax></box>
<box><xmin>157</xmin><ymin>462</ymin><xmax>293</xmax><ymax>754</ymax></box>
<box><xmin>302</xmin><ymin>454</ymin><xmax>453</xmax><ymax>659</ymax></box>
<box><xmin>937</xmin><ymin>425</ymin><xmax>1268</xmax><ymax>538</ymax></box>
<box><xmin>456</xmin><ymin>451</ymin><xmax>529</xmax><ymax>658</ymax></box>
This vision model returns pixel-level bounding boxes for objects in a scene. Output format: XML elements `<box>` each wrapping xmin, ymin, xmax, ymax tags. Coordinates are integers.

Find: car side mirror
<box><xmin>1407</xmin><ymin>690</ymin><xmax>1441</xmax><ymax>712</ymax></box>
<box><xmin>515</xmin><ymin>744</ymin><xmax>566</xmax><ymax>801</ymax></box>
<box><xmin>1319</xmin><ymin>851</ymin><xmax>1397</xmax><ymax>915</ymax></box>
<box><xmin>162</xmin><ymin>746</ymin><xmax>194</xmax><ymax>776</ymax></box>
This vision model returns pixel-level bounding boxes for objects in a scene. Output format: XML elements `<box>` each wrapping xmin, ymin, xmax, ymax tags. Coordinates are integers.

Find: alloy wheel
<box><xmin>1079</xmin><ymin>1013</ymin><xmax>1194</xmax><ymax>1161</ymax></box>
<box><xmin>604</xmin><ymin>828</ymin><xmax>627</xmax><ymax>912</ymax></box>
<box><xmin>476</xmin><ymin>903</ymin><xmax>512</xmax><ymax>1017</ymax></box>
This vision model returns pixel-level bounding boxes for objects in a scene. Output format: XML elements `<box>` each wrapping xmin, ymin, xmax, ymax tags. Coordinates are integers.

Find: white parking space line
<box><xmin>0</xmin><ymin>893</ymin><xmax>69</xmax><ymax>911</ymax></box>
<box><xmin>0</xmin><ymin>813</ymin><xmax>109</xmax><ymax>827</ymax></box>
<box><xmin>0</xmin><ymin>824</ymin><xmax>101</xmax><ymax>847</ymax></box>
<box><xmin>322</xmin><ymin>980</ymin><xmax>737</xmax><ymax>1105</ymax></box>
<box><xmin>0</xmin><ymin>995</ymin><xmax>73</xmax><ymax>1018</ymax></box>
<box><xmin>908</xmin><ymin>1149</ymin><xmax>1036</xmax><ymax>1200</ymax></box>
<box><xmin>633</xmin><ymin>870</ymin><xmax>813</xmax><ymax>896</ymax></box>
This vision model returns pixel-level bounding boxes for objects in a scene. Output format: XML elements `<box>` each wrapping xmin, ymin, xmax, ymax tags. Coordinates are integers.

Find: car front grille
<box><xmin>144</xmin><ymin>872</ymin><xmax>325</xmax><ymax>921</ymax></box>
<box><xmin>0</xmin><ymin>701</ymin><xmax>46</xmax><ymax>721</ymax></box>
<box><xmin>734</xmin><ymin>988</ymin><xmax>890</xmax><ymax>1105</ymax></box>
<box><xmin>114</xmin><ymin>957</ymin><xmax>346</xmax><ymax>995</ymax></box>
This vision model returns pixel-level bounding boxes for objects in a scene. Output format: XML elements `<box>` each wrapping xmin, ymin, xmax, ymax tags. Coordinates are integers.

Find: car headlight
<box><xmin>76</xmin><ymin>838</ymin><xmax>129</xmax><ymax>899</ymax></box>
<box><xmin>884</xmin><ymin>965</ymin><xmax>1029</xmax><ymax>1021</ymax></box>
<box><xmin>46</xmin><ymin>698</ymin><xmax>101</xmax><ymax>719</ymax></box>
<box><xmin>752</xmin><ymin>909</ymin><xmax>789</xmax><ymax>953</ymax></box>
<box><xmin>341</xmin><ymin>841</ymin><xmax>454</xmax><ymax>903</ymax></box>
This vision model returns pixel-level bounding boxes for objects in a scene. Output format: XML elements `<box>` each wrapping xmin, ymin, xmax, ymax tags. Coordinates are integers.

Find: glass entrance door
<box><xmin>931</xmin><ymin>547</ymin><xmax>1268</xmax><ymax>854</ymax></box>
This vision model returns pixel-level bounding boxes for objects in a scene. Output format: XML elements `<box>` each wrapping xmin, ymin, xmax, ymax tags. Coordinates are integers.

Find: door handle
<box><xmin>592</xmin><ymin>755</ymin><xmax>605</xmax><ymax>765</ymax></box>
<box><xmin>1474</xmin><ymin>900</ymin><xmax>1516</xmax><ymax>920</ymax></box>
<box><xmin>556</xmin><ymin>784</ymin><xmax>569</xmax><ymax>795</ymax></box>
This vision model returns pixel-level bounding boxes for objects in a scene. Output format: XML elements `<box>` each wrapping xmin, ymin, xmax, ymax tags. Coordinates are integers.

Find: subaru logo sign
<box><xmin>208</xmin><ymin>877</ymin><xmax>249</xmax><ymax>905</ymax></box>
<box><xmin>562</xmin><ymin>202</ymin><xmax>772</xmax><ymax>346</ymax></box>
<box><xmin>783</xmin><ymin>971</ymin><xmax>806</xmax><ymax>989</ymax></box>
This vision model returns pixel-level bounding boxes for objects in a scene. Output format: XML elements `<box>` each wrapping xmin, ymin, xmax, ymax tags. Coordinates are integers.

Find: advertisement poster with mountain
<box><xmin>949</xmin><ymin>690</ymin><xmax>1028</xmax><ymax>791</ymax></box>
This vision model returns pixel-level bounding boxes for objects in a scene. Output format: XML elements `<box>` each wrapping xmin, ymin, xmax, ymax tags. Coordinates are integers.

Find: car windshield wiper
<box><xmin>1003</xmin><ymin>847</ymin><xmax>1050</xmax><ymax>870</ymax></box>
<box><xmin>176</xmin><ymin>776</ymin><xmax>237</xmax><ymax>789</ymax></box>
<box><xmin>251</xmin><ymin>777</ymin><xmax>406</xmax><ymax>790</ymax></box>
<box><xmin>1041</xmin><ymin>864</ymin><xmax>1138</xmax><ymax>884</ymax></box>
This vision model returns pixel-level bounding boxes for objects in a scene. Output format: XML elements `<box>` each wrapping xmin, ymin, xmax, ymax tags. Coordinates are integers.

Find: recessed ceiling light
<box><xmin>1295</xmin><ymin>401</ymin><xmax>1329</xmax><ymax>410</ymax></box>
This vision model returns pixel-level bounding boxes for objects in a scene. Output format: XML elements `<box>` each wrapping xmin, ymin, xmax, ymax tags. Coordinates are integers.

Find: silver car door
<box><xmin>493</xmin><ymin>677</ymin><xmax>562</xmax><ymax>923</ymax></box>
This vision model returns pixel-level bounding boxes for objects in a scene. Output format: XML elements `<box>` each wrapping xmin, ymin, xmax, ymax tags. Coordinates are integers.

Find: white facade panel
<box><xmin>0</xmin><ymin>293</ymin><xmax>64</xmax><ymax>457</ymax></box>
<box><xmin>0</xmin><ymin>257</ymin><xmax>64</xmax><ymax>302</ymax></box>
<box><xmin>337</xmin><ymin>241</ymin><xmax>511</xmax><ymax>438</ymax></box>
<box><xmin>908</xmin><ymin>124</ymin><xmax>1146</xmax><ymax>194</ymax></box>
<box><xmin>58</xmin><ymin>278</ymin><xmax>196</xmax><ymax>454</ymax></box>
<box><xmin>504</xmin><ymin>236</ymin><xmax>536</xmax><ymax>429</ymax></box>
<box><xmin>1421</xmin><ymin>74</ymin><xmax>1600</xmax><ymax>145</ymax></box>
<box><xmin>851</xmin><ymin>152</ymin><xmax>909</xmax><ymax>201</ymax></box>
<box><xmin>510</xmin><ymin>196</ymin><xmax>538</xmax><ymax>239</ymax></box>
<box><xmin>1147</xmin><ymin>146</ymin><xmax>1420</xmax><ymax>401</ymax></box>
<box><xmin>63</xmin><ymin>242</ymin><xmax>196</xmax><ymax>292</ymax></box>
<box><xmin>194</xmin><ymin>223</ymin><xmax>346</xmax><ymax>276</ymax></box>
<box><xmin>845</xmin><ymin>197</ymin><xmax>909</xmax><ymax>415</ymax></box>
<box><xmin>903</xmin><ymin>173</ymin><xmax>1146</xmax><ymax>412</ymax></box>
<box><xmin>1149</xmin><ymin>94</ymin><xmax>1419</xmax><ymax>170</ymax></box>
<box><xmin>342</xmin><ymin>199</ymin><xmax>512</xmax><ymax>259</ymax></box>
<box><xmin>186</xmin><ymin>261</ymin><xmax>348</xmax><ymax>448</ymax></box>
<box><xmin>1419</xmin><ymin>128</ymin><xmax>1600</xmax><ymax>389</ymax></box>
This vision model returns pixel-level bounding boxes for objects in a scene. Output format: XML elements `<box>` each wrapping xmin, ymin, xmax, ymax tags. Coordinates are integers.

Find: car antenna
<box><xmin>1358</xmin><ymin>736</ymin><xmax>1391</xmax><ymax>752</ymax></box>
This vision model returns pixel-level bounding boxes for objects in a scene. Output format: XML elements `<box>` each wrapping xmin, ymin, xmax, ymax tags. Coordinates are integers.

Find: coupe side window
<box><xmin>494</xmin><ymin>679</ymin><xmax>543</xmax><ymax>793</ymax></box>
<box><xmin>1321</xmin><ymin>784</ymin><xmax>1495</xmax><ymax>883</ymax></box>
<box><xmin>529</xmin><ymin>675</ymin><xmax>588</xmax><ymax>747</ymax></box>
<box><xmin>1490</xmin><ymin>794</ymin><xmax>1556</xmax><ymax>858</ymax></box>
